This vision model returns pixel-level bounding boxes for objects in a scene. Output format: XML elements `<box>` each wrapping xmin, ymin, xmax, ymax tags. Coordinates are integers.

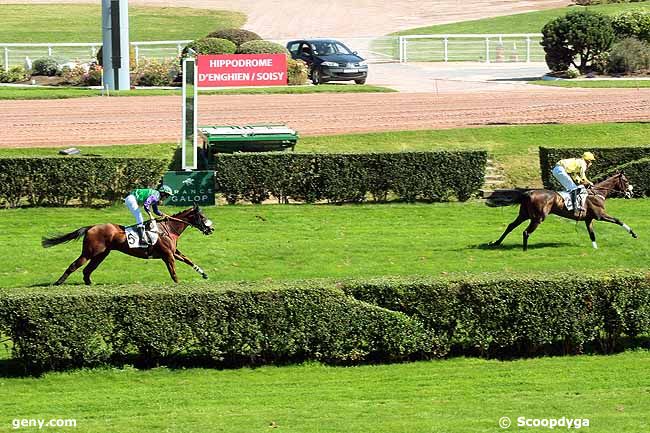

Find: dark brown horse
<box><xmin>488</xmin><ymin>172</ymin><xmax>637</xmax><ymax>251</ymax></box>
<box><xmin>42</xmin><ymin>204</ymin><xmax>214</xmax><ymax>285</ymax></box>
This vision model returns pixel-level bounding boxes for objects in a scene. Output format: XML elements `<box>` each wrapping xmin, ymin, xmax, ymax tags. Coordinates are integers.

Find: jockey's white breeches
<box><xmin>124</xmin><ymin>194</ymin><xmax>144</xmax><ymax>226</ymax></box>
<box><xmin>552</xmin><ymin>165</ymin><xmax>578</xmax><ymax>192</ymax></box>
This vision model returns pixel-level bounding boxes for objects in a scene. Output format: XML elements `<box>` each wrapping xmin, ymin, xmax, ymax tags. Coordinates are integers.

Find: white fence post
<box><xmin>134</xmin><ymin>44</ymin><xmax>140</xmax><ymax>66</ymax></box>
<box><xmin>526</xmin><ymin>36</ymin><xmax>531</xmax><ymax>63</ymax></box>
<box><xmin>177</xmin><ymin>43</ymin><xmax>183</xmax><ymax>57</ymax></box>
<box><xmin>398</xmin><ymin>36</ymin><xmax>404</xmax><ymax>63</ymax></box>
<box><xmin>485</xmin><ymin>37</ymin><xmax>490</xmax><ymax>63</ymax></box>
<box><xmin>48</xmin><ymin>45</ymin><xmax>52</xmax><ymax>56</ymax></box>
<box><xmin>443</xmin><ymin>37</ymin><xmax>448</xmax><ymax>62</ymax></box>
<box><xmin>3</xmin><ymin>47</ymin><xmax>8</xmax><ymax>72</ymax></box>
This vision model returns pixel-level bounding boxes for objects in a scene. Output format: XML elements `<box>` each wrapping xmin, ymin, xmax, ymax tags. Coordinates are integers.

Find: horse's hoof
<box><xmin>202</xmin><ymin>274</ymin><xmax>209</xmax><ymax>279</ymax></box>
<box><xmin>632</xmin><ymin>233</ymin><xmax>638</xmax><ymax>239</ymax></box>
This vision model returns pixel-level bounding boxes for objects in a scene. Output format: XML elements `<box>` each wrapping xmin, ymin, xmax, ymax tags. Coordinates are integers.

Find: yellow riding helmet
<box><xmin>583</xmin><ymin>151</ymin><xmax>596</xmax><ymax>162</ymax></box>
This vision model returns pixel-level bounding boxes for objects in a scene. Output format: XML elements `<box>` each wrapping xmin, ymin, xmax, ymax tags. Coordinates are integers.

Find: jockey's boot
<box><xmin>137</xmin><ymin>224</ymin><xmax>150</xmax><ymax>247</ymax></box>
<box><xmin>571</xmin><ymin>189</ymin><xmax>581</xmax><ymax>217</ymax></box>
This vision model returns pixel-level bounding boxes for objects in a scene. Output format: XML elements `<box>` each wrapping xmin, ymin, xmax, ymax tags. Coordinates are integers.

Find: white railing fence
<box><xmin>1</xmin><ymin>35</ymin><xmax>545</xmax><ymax>71</ymax></box>
<box><xmin>398</xmin><ymin>34</ymin><xmax>544</xmax><ymax>63</ymax></box>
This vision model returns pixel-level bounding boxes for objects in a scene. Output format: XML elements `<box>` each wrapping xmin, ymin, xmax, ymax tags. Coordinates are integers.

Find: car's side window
<box><xmin>288</xmin><ymin>43</ymin><xmax>300</xmax><ymax>58</ymax></box>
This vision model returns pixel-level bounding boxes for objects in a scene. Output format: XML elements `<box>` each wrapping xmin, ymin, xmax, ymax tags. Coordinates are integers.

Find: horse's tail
<box><xmin>42</xmin><ymin>226</ymin><xmax>92</xmax><ymax>248</ymax></box>
<box><xmin>485</xmin><ymin>189</ymin><xmax>528</xmax><ymax>207</ymax></box>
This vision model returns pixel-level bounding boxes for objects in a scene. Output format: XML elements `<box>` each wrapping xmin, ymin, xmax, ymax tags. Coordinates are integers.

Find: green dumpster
<box><xmin>199</xmin><ymin>125</ymin><xmax>298</xmax><ymax>159</ymax></box>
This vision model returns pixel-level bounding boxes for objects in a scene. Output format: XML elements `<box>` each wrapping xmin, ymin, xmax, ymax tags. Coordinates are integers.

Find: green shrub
<box><xmin>539</xmin><ymin>146</ymin><xmax>650</xmax><ymax>189</ymax></box>
<box><xmin>206</xmin><ymin>28</ymin><xmax>262</xmax><ymax>47</ymax></box>
<box><xmin>0</xmin><ymin>157</ymin><xmax>169</xmax><ymax>208</ymax></box>
<box><xmin>0</xmin><ymin>65</ymin><xmax>27</xmax><ymax>83</ymax></box>
<box><xmin>607</xmin><ymin>37</ymin><xmax>650</xmax><ymax>73</ymax></box>
<box><xmin>236</xmin><ymin>40</ymin><xmax>289</xmax><ymax>55</ymax></box>
<box><xmin>0</xmin><ymin>283</ymin><xmax>432</xmax><ymax>373</ymax></box>
<box><xmin>212</xmin><ymin>151</ymin><xmax>487</xmax><ymax>204</ymax></box>
<box><xmin>134</xmin><ymin>58</ymin><xmax>179</xmax><ymax>87</ymax></box>
<box><xmin>594</xmin><ymin>157</ymin><xmax>650</xmax><ymax>196</ymax></box>
<box><xmin>541</xmin><ymin>10</ymin><xmax>615</xmax><ymax>73</ymax></box>
<box><xmin>32</xmin><ymin>57</ymin><xmax>62</xmax><ymax>76</ymax></box>
<box><xmin>287</xmin><ymin>58</ymin><xmax>309</xmax><ymax>85</ymax></box>
<box><xmin>1</xmin><ymin>275</ymin><xmax>648</xmax><ymax>373</ymax></box>
<box><xmin>182</xmin><ymin>38</ymin><xmax>236</xmax><ymax>59</ymax></box>
<box><xmin>61</xmin><ymin>64</ymin><xmax>102</xmax><ymax>86</ymax></box>
<box><xmin>612</xmin><ymin>10</ymin><xmax>650</xmax><ymax>42</ymax></box>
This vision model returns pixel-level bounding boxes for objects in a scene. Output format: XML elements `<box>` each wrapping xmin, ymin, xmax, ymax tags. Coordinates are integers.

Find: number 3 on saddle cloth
<box><xmin>557</xmin><ymin>187</ymin><xmax>588</xmax><ymax>212</ymax></box>
<box><xmin>125</xmin><ymin>220</ymin><xmax>160</xmax><ymax>249</ymax></box>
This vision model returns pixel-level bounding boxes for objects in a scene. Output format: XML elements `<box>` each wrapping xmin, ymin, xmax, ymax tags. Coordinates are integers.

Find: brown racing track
<box><xmin>1</xmin><ymin>87</ymin><xmax>649</xmax><ymax>148</ymax></box>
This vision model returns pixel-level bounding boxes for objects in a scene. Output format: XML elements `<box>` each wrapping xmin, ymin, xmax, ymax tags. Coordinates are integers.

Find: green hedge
<box><xmin>0</xmin><ymin>283</ymin><xmax>431</xmax><ymax>373</ymax></box>
<box><xmin>0</xmin><ymin>157</ymin><xmax>169</xmax><ymax>208</ymax></box>
<box><xmin>539</xmin><ymin>146</ymin><xmax>650</xmax><ymax>189</ymax></box>
<box><xmin>1</xmin><ymin>275</ymin><xmax>648</xmax><ymax>373</ymax></box>
<box><xmin>213</xmin><ymin>151</ymin><xmax>487</xmax><ymax>204</ymax></box>
<box><xmin>344</xmin><ymin>274</ymin><xmax>650</xmax><ymax>356</ymax></box>
<box><xmin>595</xmin><ymin>157</ymin><xmax>650</xmax><ymax>197</ymax></box>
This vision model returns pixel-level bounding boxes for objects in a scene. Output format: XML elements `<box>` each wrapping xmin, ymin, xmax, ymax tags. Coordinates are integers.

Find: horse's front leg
<box><xmin>162</xmin><ymin>254</ymin><xmax>179</xmax><ymax>283</ymax></box>
<box><xmin>585</xmin><ymin>218</ymin><xmax>598</xmax><ymax>249</ymax></box>
<box><xmin>598</xmin><ymin>213</ymin><xmax>638</xmax><ymax>239</ymax></box>
<box><xmin>174</xmin><ymin>249</ymin><xmax>208</xmax><ymax>279</ymax></box>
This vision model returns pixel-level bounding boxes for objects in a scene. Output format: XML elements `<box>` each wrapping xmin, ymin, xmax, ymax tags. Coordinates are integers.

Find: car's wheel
<box><xmin>354</xmin><ymin>78</ymin><xmax>366</xmax><ymax>85</ymax></box>
<box><xmin>311</xmin><ymin>69</ymin><xmax>322</xmax><ymax>85</ymax></box>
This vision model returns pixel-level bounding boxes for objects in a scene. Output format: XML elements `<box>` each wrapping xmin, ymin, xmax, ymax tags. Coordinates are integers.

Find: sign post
<box><xmin>181</xmin><ymin>56</ymin><xmax>198</xmax><ymax>171</ymax></box>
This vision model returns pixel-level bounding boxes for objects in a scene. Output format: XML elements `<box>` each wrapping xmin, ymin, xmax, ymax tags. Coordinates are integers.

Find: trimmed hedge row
<box><xmin>1</xmin><ymin>275</ymin><xmax>648</xmax><ymax>372</ymax></box>
<box><xmin>0</xmin><ymin>283</ymin><xmax>431</xmax><ymax>373</ymax></box>
<box><xmin>213</xmin><ymin>151</ymin><xmax>487</xmax><ymax>204</ymax></box>
<box><xmin>0</xmin><ymin>158</ymin><xmax>169</xmax><ymax>208</ymax></box>
<box><xmin>344</xmin><ymin>275</ymin><xmax>650</xmax><ymax>356</ymax></box>
<box><xmin>539</xmin><ymin>146</ymin><xmax>650</xmax><ymax>189</ymax></box>
<box><xmin>595</xmin><ymin>157</ymin><xmax>650</xmax><ymax>197</ymax></box>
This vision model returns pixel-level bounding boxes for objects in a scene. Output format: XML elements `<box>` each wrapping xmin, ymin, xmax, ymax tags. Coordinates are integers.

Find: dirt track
<box><xmin>2</xmin><ymin>87</ymin><xmax>649</xmax><ymax>148</ymax></box>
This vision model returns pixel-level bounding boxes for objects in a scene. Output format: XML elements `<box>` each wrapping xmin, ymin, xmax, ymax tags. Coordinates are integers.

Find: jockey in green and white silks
<box><xmin>124</xmin><ymin>185</ymin><xmax>173</xmax><ymax>245</ymax></box>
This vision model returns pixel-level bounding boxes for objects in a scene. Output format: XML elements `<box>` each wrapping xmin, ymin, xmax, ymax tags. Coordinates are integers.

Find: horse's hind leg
<box><xmin>174</xmin><ymin>249</ymin><xmax>208</xmax><ymax>279</ymax></box>
<box><xmin>83</xmin><ymin>250</ymin><xmax>110</xmax><ymax>285</ymax></box>
<box><xmin>54</xmin><ymin>255</ymin><xmax>88</xmax><ymax>285</ymax></box>
<box><xmin>490</xmin><ymin>211</ymin><xmax>528</xmax><ymax>246</ymax></box>
<box><xmin>522</xmin><ymin>219</ymin><xmax>542</xmax><ymax>252</ymax></box>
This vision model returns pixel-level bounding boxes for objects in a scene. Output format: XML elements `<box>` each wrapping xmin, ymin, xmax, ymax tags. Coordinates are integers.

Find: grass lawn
<box><xmin>0</xmin><ymin>351</ymin><xmax>648</xmax><ymax>432</ymax></box>
<box><xmin>0</xmin><ymin>200</ymin><xmax>647</xmax><ymax>288</ymax></box>
<box><xmin>530</xmin><ymin>79</ymin><xmax>650</xmax><ymax>88</ymax></box>
<box><xmin>0</xmin><ymin>84</ymin><xmax>395</xmax><ymax>100</ymax></box>
<box><xmin>0</xmin><ymin>5</ymin><xmax>245</xmax><ymax>43</ymax></box>
<box><xmin>2</xmin><ymin>122</ymin><xmax>646</xmax><ymax>187</ymax></box>
<box><xmin>394</xmin><ymin>1</ymin><xmax>650</xmax><ymax>35</ymax></box>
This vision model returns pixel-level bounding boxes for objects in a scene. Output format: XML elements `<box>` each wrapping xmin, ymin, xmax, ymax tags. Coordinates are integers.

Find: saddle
<box><xmin>124</xmin><ymin>220</ymin><xmax>160</xmax><ymax>249</ymax></box>
<box><xmin>558</xmin><ymin>188</ymin><xmax>588</xmax><ymax>213</ymax></box>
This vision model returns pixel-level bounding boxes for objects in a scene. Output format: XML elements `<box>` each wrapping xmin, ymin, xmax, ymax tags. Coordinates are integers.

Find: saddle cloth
<box><xmin>124</xmin><ymin>221</ymin><xmax>159</xmax><ymax>249</ymax></box>
<box><xmin>558</xmin><ymin>189</ymin><xmax>588</xmax><ymax>212</ymax></box>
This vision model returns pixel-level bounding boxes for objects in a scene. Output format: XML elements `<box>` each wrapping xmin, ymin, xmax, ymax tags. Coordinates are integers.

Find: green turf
<box><xmin>1</xmin><ymin>123</ymin><xmax>648</xmax><ymax>186</ymax></box>
<box><xmin>0</xmin><ymin>5</ymin><xmax>245</xmax><ymax>43</ymax></box>
<box><xmin>0</xmin><ymin>84</ymin><xmax>395</xmax><ymax>100</ymax></box>
<box><xmin>1</xmin><ymin>351</ymin><xmax>648</xmax><ymax>432</ymax></box>
<box><xmin>394</xmin><ymin>2</ymin><xmax>650</xmax><ymax>35</ymax></box>
<box><xmin>0</xmin><ymin>200</ymin><xmax>647</xmax><ymax>288</ymax></box>
<box><xmin>530</xmin><ymin>79</ymin><xmax>650</xmax><ymax>88</ymax></box>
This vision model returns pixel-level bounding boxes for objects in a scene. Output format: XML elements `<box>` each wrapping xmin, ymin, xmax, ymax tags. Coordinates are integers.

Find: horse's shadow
<box><xmin>472</xmin><ymin>241</ymin><xmax>573</xmax><ymax>251</ymax></box>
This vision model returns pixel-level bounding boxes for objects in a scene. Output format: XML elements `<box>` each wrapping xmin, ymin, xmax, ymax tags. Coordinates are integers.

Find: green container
<box><xmin>199</xmin><ymin>124</ymin><xmax>298</xmax><ymax>158</ymax></box>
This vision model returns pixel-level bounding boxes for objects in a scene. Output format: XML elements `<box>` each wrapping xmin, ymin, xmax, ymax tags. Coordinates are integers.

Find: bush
<box><xmin>539</xmin><ymin>146</ymin><xmax>650</xmax><ymax>189</ymax></box>
<box><xmin>612</xmin><ymin>10</ymin><xmax>650</xmax><ymax>42</ymax></box>
<box><xmin>2</xmin><ymin>275</ymin><xmax>649</xmax><ymax>373</ymax></box>
<box><xmin>541</xmin><ymin>10</ymin><xmax>615</xmax><ymax>73</ymax></box>
<box><xmin>134</xmin><ymin>58</ymin><xmax>179</xmax><ymax>87</ymax></box>
<box><xmin>0</xmin><ymin>283</ymin><xmax>432</xmax><ymax>373</ymax></box>
<box><xmin>32</xmin><ymin>57</ymin><xmax>63</xmax><ymax>76</ymax></box>
<box><xmin>0</xmin><ymin>65</ymin><xmax>27</xmax><ymax>83</ymax></box>
<box><xmin>287</xmin><ymin>58</ymin><xmax>309</xmax><ymax>85</ymax></box>
<box><xmin>236</xmin><ymin>40</ymin><xmax>289</xmax><ymax>55</ymax></box>
<box><xmin>0</xmin><ymin>157</ymin><xmax>169</xmax><ymax>208</ymax></box>
<box><xmin>181</xmin><ymin>38</ymin><xmax>236</xmax><ymax>59</ymax></box>
<box><xmin>96</xmin><ymin>46</ymin><xmax>137</xmax><ymax>70</ymax></box>
<box><xmin>594</xmin><ymin>157</ymin><xmax>650</xmax><ymax>196</ymax></box>
<box><xmin>206</xmin><ymin>28</ymin><xmax>262</xmax><ymax>47</ymax></box>
<box><xmin>607</xmin><ymin>37</ymin><xmax>650</xmax><ymax>73</ymax></box>
<box><xmin>213</xmin><ymin>151</ymin><xmax>487</xmax><ymax>204</ymax></box>
<box><xmin>61</xmin><ymin>63</ymin><xmax>102</xmax><ymax>86</ymax></box>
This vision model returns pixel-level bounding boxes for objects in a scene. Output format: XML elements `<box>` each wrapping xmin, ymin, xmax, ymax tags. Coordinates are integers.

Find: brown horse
<box><xmin>488</xmin><ymin>172</ymin><xmax>637</xmax><ymax>251</ymax></box>
<box><xmin>42</xmin><ymin>204</ymin><xmax>214</xmax><ymax>285</ymax></box>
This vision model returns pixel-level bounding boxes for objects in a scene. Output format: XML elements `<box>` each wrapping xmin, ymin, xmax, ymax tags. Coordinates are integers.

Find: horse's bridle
<box><xmin>590</xmin><ymin>173</ymin><xmax>633</xmax><ymax>199</ymax></box>
<box><xmin>162</xmin><ymin>213</ymin><xmax>214</xmax><ymax>234</ymax></box>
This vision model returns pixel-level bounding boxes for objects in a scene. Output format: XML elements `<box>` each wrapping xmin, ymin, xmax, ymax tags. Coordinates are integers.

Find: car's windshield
<box><xmin>314</xmin><ymin>41</ymin><xmax>353</xmax><ymax>56</ymax></box>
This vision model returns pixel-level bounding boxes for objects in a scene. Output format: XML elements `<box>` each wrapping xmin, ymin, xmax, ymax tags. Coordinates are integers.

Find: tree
<box><xmin>541</xmin><ymin>10</ymin><xmax>615</xmax><ymax>73</ymax></box>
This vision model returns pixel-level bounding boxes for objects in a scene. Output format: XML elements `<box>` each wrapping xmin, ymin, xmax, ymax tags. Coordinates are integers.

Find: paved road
<box><xmin>2</xmin><ymin>86</ymin><xmax>649</xmax><ymax>148</ymax></box>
